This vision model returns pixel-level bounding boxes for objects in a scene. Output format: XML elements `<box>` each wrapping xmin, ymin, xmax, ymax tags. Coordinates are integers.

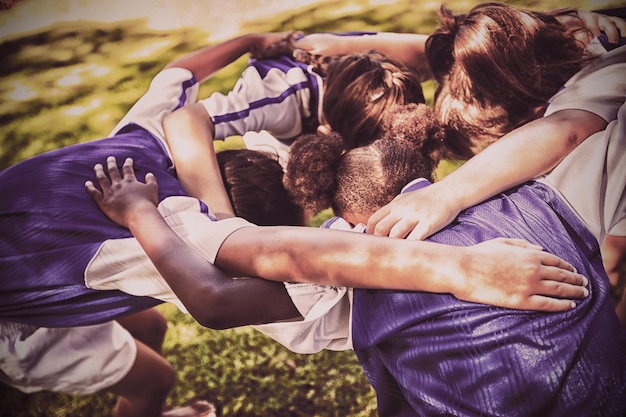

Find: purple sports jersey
<box><xmin>0</xmin><ymin>69</ymin><xmax>210</xmax><ymax>327</ymax></box>
<box><xmin>352</xmin><ymin>181</ymin><xmax>626</xmax><ymax>417</ymax></box>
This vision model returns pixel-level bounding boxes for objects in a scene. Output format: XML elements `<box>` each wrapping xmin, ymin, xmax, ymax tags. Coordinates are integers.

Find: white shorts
<box><xmin>0</xmin><ymin>320</ymin><xmax>136</xmax><ymax>395</ymax></box>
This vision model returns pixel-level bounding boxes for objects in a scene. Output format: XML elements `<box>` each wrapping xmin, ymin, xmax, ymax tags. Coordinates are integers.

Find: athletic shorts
<box><xmin>0</xmin><ymin>320</ymin><xmax>136</xmax><ymax>395</ymax></box>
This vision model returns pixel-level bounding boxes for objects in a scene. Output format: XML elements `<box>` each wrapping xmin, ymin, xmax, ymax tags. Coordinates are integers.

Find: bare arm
<box><xmin>216</xmin><ymin>227</ymin><xmax>588</xmax><ymax>312</ymax></box>
<box><xmin>162</xmin><ymin>32</ymin><xmax>292</xmax><ymax>209</ymax></box>
<box><xmin>165</xmin><ymin>32</ymin><xmax>293</xmax><ymax>82</ymax></box>
<box><xmin>285</xmin><ymin>11</ymin><xmax>623</xmax><ymax>80</ymax></box>
<box><xmin>294</xmin><ymin>32</ymin><xmax>430</xmax><ymax>78</ymax></box>
<box><xmin>86</xmin><ymin>157</ymin><xmax>300</xmax><ymax>329</ymax></box>
<box><xmin>368</xmin><ymin>109</ymin><xmax>607</xmax><ymax>239</ymax></box>
<box><xmin>162</xmin><ymin>103</ymin><xmax>234</xmax><ymax>218</ymax></box>
<box><xmin>87</xmin><ymin>157</ymin><xmax>589</xmax><ymax>313</ymax></box>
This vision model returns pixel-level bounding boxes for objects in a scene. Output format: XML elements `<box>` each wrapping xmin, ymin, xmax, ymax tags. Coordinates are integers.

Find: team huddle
<box><xmin>1</xmin><ymin>4</ymin><xmax>625</xmax><ymax>417</ymax></box>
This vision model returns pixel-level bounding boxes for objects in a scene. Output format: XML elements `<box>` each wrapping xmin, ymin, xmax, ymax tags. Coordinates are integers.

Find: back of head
<box><xmin>284</xmin><ymin>104</ymin><xmax>445</xmax><ymax>221</ymax></box>
<box><xmin>323</xmin><ymin>52</ymin><xmax>426</xmax><ymax>149</ymax></box>
<box><xmin>427</xmin><ymin>3</ymin><xmax>586</xmax><ymax>155</ymax></box>
<box><xmin>217</xmin><ymin>149</ymin><xmax>303</xmax><ymax>226</ymax></box>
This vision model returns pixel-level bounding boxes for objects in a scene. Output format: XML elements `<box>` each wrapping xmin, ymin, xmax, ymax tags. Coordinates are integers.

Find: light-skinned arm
<box><xmin>293</xmin><ymin>32</ymin><xmax>430</xmax><ymax>78</ymax></box>
<box><xmin>162</xmin><ymin>33</ymin><xmax>291</xmax><ymax>214</ymax></box>
<box><xmin>367</xmin><ymin>109</ymin><xmax>607</xmax><ymax>239</ymax></box>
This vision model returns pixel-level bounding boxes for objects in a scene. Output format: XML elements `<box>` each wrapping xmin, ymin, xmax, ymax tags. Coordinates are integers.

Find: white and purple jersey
<box><xmin>201</xmin><ymin>31</ymin><xmax>378</xmax><ymax>151</ymax></box>
<box><xmin>0</xmin><ymin>68</ymin><xmax>213</xmax><ymax>327</ymax></box>
<box><xmin>200</xmin><ymin>56</ymin><xmax>323</xmax><ymax>144</ymax></box>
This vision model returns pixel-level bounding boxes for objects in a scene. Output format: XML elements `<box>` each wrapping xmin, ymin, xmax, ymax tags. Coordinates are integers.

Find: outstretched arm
<box><xmin>262</xmin><ymin>11</ymin><xmax>624</xmax><ymax>81</ymax></box>
<box><xmin>87</xmin><ymin>157</ymin><xmax>589</xmax><ymax>313</ymax></box>
<box><xmin>86</xmin><ymin>157</ymin><xmax>300</xmax><ymax>329</ymax></box>
<box><xmin>164</xmin><ymin>32</ymin><xmax>293</xmax><ymax>82</ymax></box>
<box><xmin>292</xmin><ymin>32</ymin><xmax>430</xmax><ymax>78</ymax></box>
<box><xmin>217</xmin><ymin>228</ymin><xmax>587</xmax><ymax>312</ymax></box>
<box><xmin>162</xmin><ymin>32</ymin><xmax>292</xmax><ymax>211</ymax></box>
<box><xmin>367</xmin><ymin>109</ymin><xmax>607</xmax><ymax>239</ymax></box>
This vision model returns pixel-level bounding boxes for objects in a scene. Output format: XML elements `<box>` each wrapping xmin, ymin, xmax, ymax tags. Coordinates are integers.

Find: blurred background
<box><xmin>1</xmin><ymin>0</ymin><xmax>623</xmax><ymax>416</ymax></box>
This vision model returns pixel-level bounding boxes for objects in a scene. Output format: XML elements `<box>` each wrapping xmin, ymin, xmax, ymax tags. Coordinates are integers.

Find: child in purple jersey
<box><xmin>366</xmin><ymin>4</ymin><xmax>626</xmax><ymax>325</ymax></box>
<box><xmin>0</xmin><ymin>33</ymin><xmax>306</xmax><ymax>417</ymax></box>
<box><xmin>275</xmin><ymin>102</ymin><xmax>626</xmax><ymax>416</ymax></box>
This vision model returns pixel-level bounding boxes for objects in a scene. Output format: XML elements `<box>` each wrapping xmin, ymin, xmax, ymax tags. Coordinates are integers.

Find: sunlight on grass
<box><xmin>128</xmin><ymin>39</ymin><xmax>175</xmax><ymax>59</ymax></box>
<box><xmin>63</xmin><ymin>98</ymin><xmax>102</xmax><ymax>115</ymax></box>
<box><xmin>326</xmin><ymin>2</ymin><xmax>365</xmax><ymax>17</ymax></box>
<box><xmin>58</xmin><ymin>64</ymin><xmax>111</xmax><ymax>87</ymax></box>
<box><xmin>7</xmin><ymin>80</ymin><xmax>37</xmax><ymax>100</ymax></box>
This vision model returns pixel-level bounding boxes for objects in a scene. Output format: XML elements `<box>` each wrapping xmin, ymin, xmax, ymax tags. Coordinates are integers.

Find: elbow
<box><xmin>162</xmin><ymin>106</ymin><xmax>192</xmax><ymax>137</ymax></box>
<box><xmin>184</xmin><ymin>286</ymin><xmax>235</xmax><ymax>330</ymax></box>
<box><xmin>162</xmin><ymin>104</ymin><xmax>215</xmax><ymax>144</ymax></box>
<box><xmin>193</xmin><ymin>312</ymin><xmax>232</xmax><ymax>330</ymax></box>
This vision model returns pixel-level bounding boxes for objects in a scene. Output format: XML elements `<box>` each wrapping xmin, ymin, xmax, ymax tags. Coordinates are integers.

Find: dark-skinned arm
<box><xmin>86</xmin><ymin>156</ymin><xmax>300</xmax><ymax>329</ymax></box>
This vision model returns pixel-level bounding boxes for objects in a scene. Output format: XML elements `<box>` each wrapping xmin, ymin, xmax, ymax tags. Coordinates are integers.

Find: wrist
<box><xmin>431</xmin><ymin>179</ymin><xmax>465</xmax><ymax>217</ymax></box>
<box><xmin>124</xmin><ymin>200</ymin><xmax>161</xmax><ymax>231</ymax></box>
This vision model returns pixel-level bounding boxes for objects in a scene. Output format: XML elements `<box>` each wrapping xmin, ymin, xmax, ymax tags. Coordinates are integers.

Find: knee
<box><xmin>146</xmin><ymin>309</ymin><xmax>169</xmax><ymax>344</ymax></box>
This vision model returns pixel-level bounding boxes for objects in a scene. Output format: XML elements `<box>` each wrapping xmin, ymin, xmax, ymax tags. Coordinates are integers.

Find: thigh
<box><xmin>117</xmin><ymin>308</ymin><xmax>168</xmax><ymax>353</ymax></box>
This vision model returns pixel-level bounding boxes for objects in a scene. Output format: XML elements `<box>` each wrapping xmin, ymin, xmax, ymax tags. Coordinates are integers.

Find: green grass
<box><xmin>1</xmin><ymin>0</ymin><xmax>622</xmax><ymax>415</ymax></box>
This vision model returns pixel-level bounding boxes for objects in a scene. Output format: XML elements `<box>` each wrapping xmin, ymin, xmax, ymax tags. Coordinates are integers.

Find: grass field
<box><xmin>0</xmin><ymin>0</ymin><xmax>622</xmax><ymax>415</ymax></box>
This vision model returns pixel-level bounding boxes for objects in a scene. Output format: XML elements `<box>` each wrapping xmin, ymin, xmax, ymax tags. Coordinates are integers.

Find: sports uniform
<box><xmin>0</xmin><ymin>67</ymin><xmax>249</xmax><ymax>394</ymax></box>
<box><xmin>200</xmin><ymin>56</ymin><xmax>323</xmax><ymax>144</ymax></box>
<box><xmin>259</xmin><ymin>43</ymin><xmax>626</xmax><ymax>417</ymax></box>
<box><xmin>350</xmin><ymin>43</ymin><xmax>626</xmax><ymax>417</ymax></box>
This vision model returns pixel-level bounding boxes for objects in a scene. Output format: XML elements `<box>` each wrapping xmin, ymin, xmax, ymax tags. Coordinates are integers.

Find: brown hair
<box><xmin>284</xmin><ymin>103</ymin><xmax>444</xmax><ymax>217</ymax></box>
<box><xmin>323</xmin><ymin>52</ymin><xmax>426</xmax><ymax>149</ymax></box>
<box><xmin>427</xmin><ymin>3</ymin><xmax>587</xmax><ymax>155</ymax></box>
<box><xmin>216</xmin><ymin>149</ymin><xmax>303</xmax><ymax>226</ymax></box>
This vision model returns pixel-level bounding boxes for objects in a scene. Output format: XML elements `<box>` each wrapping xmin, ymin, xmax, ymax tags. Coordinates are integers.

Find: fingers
<box><xmin>510</xmin><ymin>274</ymin><xmax>588</xmax><ymax>313</ymax></box>
<box><xmin>539</xmin><ymin>251</ymin><xmax>577</xmax><ymax>274</ymax></box>
<box><xmin>600</xmin><ymin>15</ymin><xmax>626</xmax><ymax>43</ymax></box>
<box><xmin>316</xmin><ymin>124</ymin><xmax>332</xmax><ymax>136</ymax></box>
<box><xmin>588</xmin><ymin>15</ymin><xmax>603</xmax><ymax>39</ymax></box>
<box><xmin>145</xmin><ymin>172</ymin><xmax>157</xmax><ymax>186</ymax></box>
<box><xmin>523</xmin><ymin>296</ymin><xmax>577</xmax><ymax>313</ymax></box>
<box><xmin>121</xmin><ymin>157</ymin><xmax>137</xmax><ymax>181</ymax></box>
<box><xmin>89</xmin><ymin>156</ymin><xmax>141</xmax><ymax>194</ymax></box>
<box><xmin>106</xmin><ymin>155</ymin><xmax>122</xmax><ymax>182</ymax></box>
<box><xmin>84</xmin><ymin>180</ymin><xmax>102</xmax><ymax>204</ymax></box>
<box><xmin>406</xmin><ymin>222</ymin><xmax>429</xmax><ymax>241</ymax></box>
<box><xmin>523</xmin><ymin>276</ymin><xmax>589</xmax><ymax>312</ymax></box>
<box><xmin>553</xmin><ymin>277</ymin><xmax>589</xmax><ymax>300</ymax></box>
<box><xmin>613</xmin><ymin>16</ymin><xmax>626</xmax><ymax>39</ymax></box>
<box><xmin>495</xmin><ymin>237</ymin><xmax>543</xmax><ymax>251</ymax></box>
<box><xmin>601</xmin><ymin>19</ymin><xmax>620</xmax><ymax>43</ymax></box>
<box><xmin>366</xmin><ymin>206</ymin><xmax>391</xmax><ymax>235</ymax></box>
<box><xmin>368</xmin><ymin>216</ymin><xmax>396</xmax><ymax>237</ymax></box>
<box><xmin>93</xmin><ymin>162</ymin><xmax>111</xmax><ymax>193</ymax></box>
<box><xmin>542</xmin><ymin>254</ymin><xmax>589</xmax><ymax>286</ymax></box>
<box><xmin>388</xmin><ymin>220</ymin><xmax>414</xmax><ymax>239</ymax></box>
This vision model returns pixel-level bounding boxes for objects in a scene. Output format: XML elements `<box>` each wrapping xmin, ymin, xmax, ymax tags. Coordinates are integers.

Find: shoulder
<box><xmin>545</xmin><ymin>45</ymin><xmax>626</xmax><ymax>120</ymax></box>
